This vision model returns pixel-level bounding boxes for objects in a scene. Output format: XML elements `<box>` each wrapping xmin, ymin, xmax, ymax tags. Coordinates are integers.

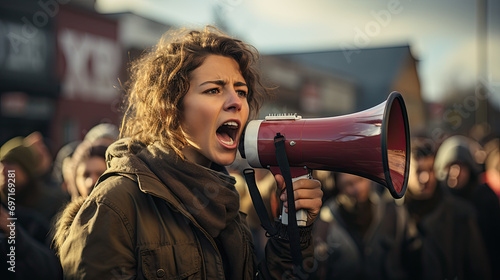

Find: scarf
<box><xmin>134</xmin><ymin>141</ymin><xmax>253</xmax><ymax>279</ymax></box>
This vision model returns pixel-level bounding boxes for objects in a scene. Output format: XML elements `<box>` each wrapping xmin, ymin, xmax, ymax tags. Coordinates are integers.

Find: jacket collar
<box><xmin>101</xmin><ymin>138</ymin><xmax>240</xmax><ymax>238</ymax></box>
<box><xmin>99</xmin><ymin>139</ymin><xmax>191</xmax><ymax>217</ymax></box>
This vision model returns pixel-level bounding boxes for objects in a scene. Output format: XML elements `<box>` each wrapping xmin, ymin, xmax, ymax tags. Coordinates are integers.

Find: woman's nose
<box><xmin>224</xmin><ymin>88</ymin><xmax>242</xmax><ymax>112</ymax></box>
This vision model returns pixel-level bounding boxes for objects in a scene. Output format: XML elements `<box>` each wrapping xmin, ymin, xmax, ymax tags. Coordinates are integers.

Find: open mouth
<box><xmin>216</xmin><ymin>121</ymin><xmax>239</xmax><ymax>147</ymax></box>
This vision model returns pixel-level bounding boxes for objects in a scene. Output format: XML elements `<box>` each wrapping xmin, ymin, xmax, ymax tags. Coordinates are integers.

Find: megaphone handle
<box><xmin>281</xmin><ymin>174</ymin><xmax>311</xmax><ymax>227</ymax></box>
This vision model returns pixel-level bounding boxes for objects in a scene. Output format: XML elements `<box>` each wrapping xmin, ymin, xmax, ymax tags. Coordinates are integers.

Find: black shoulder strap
<box><xmin>243</xmin><ymin>133</ymin><xmax>304</xmax><ymax>274</ymax></box>
<box><xmin>273</xmin><ymin>133</ymin><xmax>303</xmax><ymax>270</ymax></box>
<box><xmin>243</xmin><ymin>169</ymin><xmax>277</xmax><ymax>237</ymax></box>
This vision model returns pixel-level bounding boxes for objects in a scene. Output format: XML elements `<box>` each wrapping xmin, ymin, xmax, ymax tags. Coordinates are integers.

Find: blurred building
<box><xmin>1</xmin><ymin>1</ymin><xmax>427</xmax><ymax>152</ymax></box>
<box><xmin>0</xmin><ymin>0</ymin><xmax>122</xmax><ymax>152</ymax></box>
<box><xmin>260</xmin><ymin>45</ymin><xmax>425</xmax><ymax>134</ymax></box>
<box><xmin>0</xmin><ymin>1</ymin><xmax>171</xmax><ymax>154</ymax></box>
<box><xmin>52</xmin><ymin>4</ymin><xmax>122</xmax><ymax>151</ymax></box>
<box><xmin>427</xmin><ymin>86</ymin><xmax>500</xmax><ymax>143</ymax></box>
<box><xmin>0</xmin><ymin>0</ymin><xmax>59</xmax><ymax>146</ymax></box>
<box><xmin>107</xmin><ymin>11</ymin><xmax>173</xmax><ymax>82</ymax></box>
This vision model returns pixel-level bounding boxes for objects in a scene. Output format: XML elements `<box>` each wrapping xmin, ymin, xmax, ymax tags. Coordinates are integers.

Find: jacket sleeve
<box><xmin>260</xmin><ymin>223</ymin><xmax>315</xmax><ymax>279</ymax></box>
<box><xmin>59</xmin><ymin>198</ymin><xmax>136</xmax><ymax>280</ymax></box>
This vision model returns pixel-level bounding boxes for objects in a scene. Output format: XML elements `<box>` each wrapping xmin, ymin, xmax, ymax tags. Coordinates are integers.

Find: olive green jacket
<box><xmin>59</xmin><ymin>140</ymin><xmax>313</xmax><ymax>279</ymax></box>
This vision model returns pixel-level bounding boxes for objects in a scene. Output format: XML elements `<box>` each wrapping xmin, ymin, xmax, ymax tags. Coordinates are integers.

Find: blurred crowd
<box><xmin>232</xmin><ymin>132</ymin><xmax>500</xmax><ymax>280</ymax></box>
<box><xmin>0</xmin><ymin>123</ymin><xmax>119</xmax><ymax>280</ymax></box>
<box><xmin>1</xmin><ymin>122</ymin><xmax>499</xmax><ymax>279</ymax></box>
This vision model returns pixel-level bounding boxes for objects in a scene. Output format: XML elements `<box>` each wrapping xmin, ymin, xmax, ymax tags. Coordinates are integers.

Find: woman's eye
<box><xmin>204</xmin><ymin>88</ymin><xmax>220</xmax><ymax>94</ymax></box>
<box><xmin>237</xmin><ymin>90</ymin><xmax>248</xmax><ymax>98</ymax></box>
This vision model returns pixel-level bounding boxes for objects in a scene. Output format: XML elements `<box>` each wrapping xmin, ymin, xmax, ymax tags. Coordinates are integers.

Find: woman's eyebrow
<box><xmin>234</xmin><ymin>81</ymin><xmax>248</xmax><ymax>87</ymax></box>
<box><xmin>199</xmin><ymin>80</ymin><xmax>247</xmax><ymax>87</ymax></box>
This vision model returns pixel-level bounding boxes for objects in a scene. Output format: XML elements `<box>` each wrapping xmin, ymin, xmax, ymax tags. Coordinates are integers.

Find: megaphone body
<box><xmin>239</xmin><ymin>92</ymin><xmax>410</xmax><ymax>225</ymax></box>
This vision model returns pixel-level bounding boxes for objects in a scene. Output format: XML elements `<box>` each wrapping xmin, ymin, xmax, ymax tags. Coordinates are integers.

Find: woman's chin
<box><xmin>212</xmin><ymin>152</ymin><xmax>237</xmax><ymax>167</ymax></box>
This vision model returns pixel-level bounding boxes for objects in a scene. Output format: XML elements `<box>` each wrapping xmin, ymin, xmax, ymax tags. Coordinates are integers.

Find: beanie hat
<box><xmin>0</xmin><ymin>137</ymin><xmax>38</xmax><ymax>178</ymax></box>
<box><xmin>434</xmin><ymin>135</ymin><xmax>481</xmax><ymax>182</ymax></box>
<box><xmin>84</xmin><ymin>123</ymin><xmax>120</xmax><ymax>143</ymax></box>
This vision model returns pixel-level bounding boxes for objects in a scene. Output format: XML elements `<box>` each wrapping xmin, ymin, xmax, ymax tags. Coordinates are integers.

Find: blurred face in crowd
<box><xmin>408</xmin><ymin>155</ymin><xmax>437</xmax><ymax>199</ymax></box>
<box><xmin>75</xmin><ymin>156</ymin><xmax>106</xmax><ymax>198</ymax></box>
<box><xmin>337</xmin><ymin>173</ymin><xmax>372</xmax><ymax>203</ymax></box>
<box><xmin>0</xmin><ymin>161</ymin><xmax>30</xmax><ymax>194</ymax></box>
<box><xmin>446</xmin><ymin>162</ymin><xmax>471</xmax><ymax>189</ymax></box>
<box><xmin>181</xmin><ymin>55</ymin><xmax>249</xmax><ymax>167</ymax></box>
<box><xmin>24</xmin><ymin>132</ymin><xmax>52</xmax><ymax>175</ymax></box>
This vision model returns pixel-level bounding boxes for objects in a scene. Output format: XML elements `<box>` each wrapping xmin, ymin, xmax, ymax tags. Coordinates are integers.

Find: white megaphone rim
<box><xmin>243</xmin><ymin>119</ymin><xmax>264</xmax><ymax>168</ymax></box>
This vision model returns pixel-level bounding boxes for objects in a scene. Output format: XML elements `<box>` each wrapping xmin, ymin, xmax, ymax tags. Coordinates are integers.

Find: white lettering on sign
<box><xmin>59</xmin><ymin>29</ymin><xmax>121</xmax><ymax>102</ymax></box>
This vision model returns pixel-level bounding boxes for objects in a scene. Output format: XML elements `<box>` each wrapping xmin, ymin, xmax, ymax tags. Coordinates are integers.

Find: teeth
<box><xmin>223</xmin><ymin>121</ymin><xmax>239</xmax><ymax>128</ymax></box>
<box><xmin>220</xmin><ymin>138</ymin><xmax>234</xmax><ymax>145</ymax></box>
<box><xmin>218</xmin><ymin>121</ymin><xmax>237</xmax><ymax>146</ymax></box>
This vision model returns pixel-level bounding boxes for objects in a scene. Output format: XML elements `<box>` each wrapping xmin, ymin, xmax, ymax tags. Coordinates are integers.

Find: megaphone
<box><xmin>239</xmin><ymin>91</ymin><xmax>410</xmax><ymax>225</ymax></box>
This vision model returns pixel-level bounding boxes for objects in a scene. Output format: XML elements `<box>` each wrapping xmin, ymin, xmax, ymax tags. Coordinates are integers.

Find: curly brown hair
<box><xmin>120</xmin><ymin>26</ymin><xmax>270</xmax><ymax>157</ymax></box>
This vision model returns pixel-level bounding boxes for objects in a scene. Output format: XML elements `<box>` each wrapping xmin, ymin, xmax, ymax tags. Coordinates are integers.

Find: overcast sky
<box><xmin>96</xmin><ymin>0</ymin><xmax>500</xmax><ymax>107</ymax></box>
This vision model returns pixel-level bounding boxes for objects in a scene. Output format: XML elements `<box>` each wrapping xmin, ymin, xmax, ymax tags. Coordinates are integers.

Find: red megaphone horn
<box><xmin>239</xmin><ymin>91</ymin><xmax>410</xmax><ymax>201</ymax></box>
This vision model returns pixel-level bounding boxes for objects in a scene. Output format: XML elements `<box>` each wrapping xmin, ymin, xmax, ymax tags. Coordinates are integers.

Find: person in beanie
<box><xmin>0</xmin><ymin>137</ymin><xmax>64</xmax><ymax>223</ymax></box>
<box><xmin>403</xmin><ymin>137</ymin><xmax>490</xmax><ymax>280</ymax></box>
<box><xmin>57</xmin><ymin>26</ymin><xmax>323</xmax><ymax>279</ymax></box>
<box><xmin>51</xmin><ymin>140</ymin><xmax>110</xmax><ymax>263</ymax></box>
<box><xmin>0</xmin><ymin>137</ymin><xmax>39</xmax><ymax>186</ymax></box>
<box><xmin>434</xmin><ymin>135</ymin><xmax>500</xmax><ymax>279</ymax></box>
<box><xmin>0</xmin><ymin>137</ymin><xmax>63</xmax><ymax>279</ymax></box>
